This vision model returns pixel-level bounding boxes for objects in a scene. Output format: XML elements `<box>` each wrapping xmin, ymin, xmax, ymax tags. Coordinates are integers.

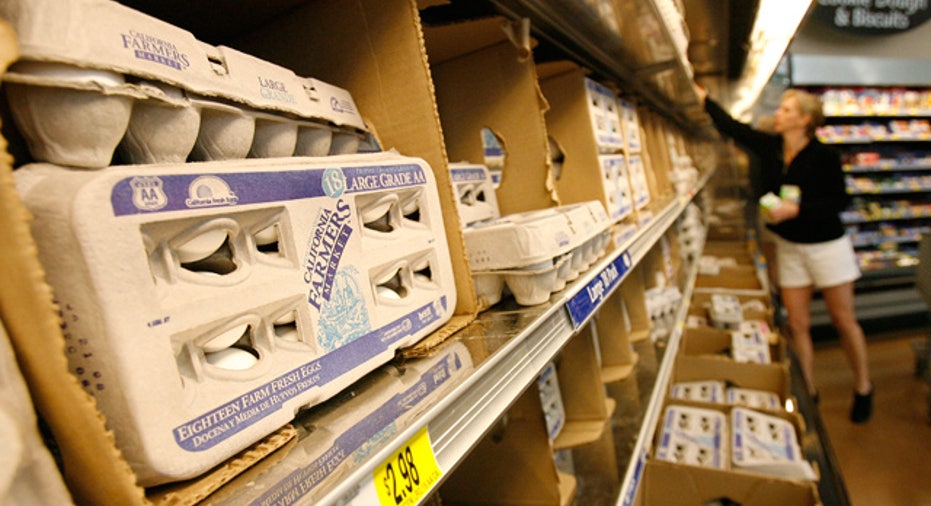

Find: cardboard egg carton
<box><xmin>726</xmin><ymin>387</ymin><xmax>782</xmax><ymax>411</ymax></box>
<box><xmin>210</xmin><ymin>340</ymin><xmax>473</xmax><ymax>505</ymax></box>
<box><xmin>584</xmin><ymin>78</ymin><xmax>625</xmax><ymax>153</ymax></box>
<box><xmin>13</xmin><ymin>151</ymin><xmax>456</xmax><ymax>486</ymax></box>
<box><xmin>731</xmin><ymin>407</ymin><xmax>817</xmax><ymax>480</ymax></box>
<box><xmin>670</xmin><ymin>380</ymin><xmax>725</xmax><ymax>404</ymax></box>
<box><xmin>537</xmin><ymin>361</ymin><xmax>566</xmax><ymax>441</ymax></box>
<box><xmin>626</xmin><ymin>153</ymin><xmax>651</xmax><ymax>210</ymax></box>
<box><xmin>0</xmin><ymin>0</ymin><xmax>368</xmax><ymax>169</ymax></box>
<box><xmin>464</xmin><ymin>201</ymin><xmax>612</xmax><ymax>306</ymax></box>
<box><xmin>708</xmin><ymin>293</ymin><xmax>743</xmax><ymax>330</ymax></box>
<box><xmin>731</xmin><ymin>326</ymin><xmax>772</xmax><ymax>364</ymax></box>
<box><xmin>655</xmin><ymin>405</ymin><xmax>727</xmax><ymax>470</ymax></box>
<box><xmin>450</xmin><ymin>162</ymin><xmax>500</xmax><ymax>227</ymax></box>
<box><xmin>599</xmin><ymin>154</ymin><xmax>634</xmax><ymax>222</ymax></box>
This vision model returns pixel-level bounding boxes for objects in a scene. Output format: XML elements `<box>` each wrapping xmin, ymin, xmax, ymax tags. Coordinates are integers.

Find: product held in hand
<box><xmin>464</xmin><ymin>201</ymin><xmax>612</xmax><ymax>306</ymax></box>
<box><xmin>14</xmin><ymin>152</ymin><xmax>456</xmax><ymax>485</ymax></box>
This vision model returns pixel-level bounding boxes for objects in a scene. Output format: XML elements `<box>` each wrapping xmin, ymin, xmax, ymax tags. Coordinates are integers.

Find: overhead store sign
<box><xmin>812</xmin><ymin>0</ymin><xmax>931</xmax><ymax>34</ymax></box>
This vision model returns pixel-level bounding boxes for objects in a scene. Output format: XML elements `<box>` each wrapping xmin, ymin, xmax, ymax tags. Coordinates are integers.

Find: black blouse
<box><xmin>704</xmin><ymin>99</ymin><xmax>850</xmax><ymax>244</ymax></box>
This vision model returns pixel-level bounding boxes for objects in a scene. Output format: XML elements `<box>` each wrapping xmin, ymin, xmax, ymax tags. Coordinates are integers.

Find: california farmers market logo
<box><xmin>120</xmin><ymin>30</ymin><xmax>191</xmax><ymax>70</ymax></box>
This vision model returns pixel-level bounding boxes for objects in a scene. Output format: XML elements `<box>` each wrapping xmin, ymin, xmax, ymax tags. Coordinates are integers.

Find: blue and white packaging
<box><xmin>14</xmin><ymin>151</ymin><xmax>456</xmax><ymax>485</ymax></box>
<box><xmin>731</xmin><ymin>407</ymin><xmax>816</xmax><ymax>480</ymax></box>
<box><xmin>655</xmin><ymin>405</ymin><xmax>727</xmax><ymax>470</ymax></box>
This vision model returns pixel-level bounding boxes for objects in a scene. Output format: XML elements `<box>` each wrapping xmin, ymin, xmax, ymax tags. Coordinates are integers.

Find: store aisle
<box><xmin>814</xmin><ymin>329</ymin><xmax>931</xmax><ymax>506</ymax></box>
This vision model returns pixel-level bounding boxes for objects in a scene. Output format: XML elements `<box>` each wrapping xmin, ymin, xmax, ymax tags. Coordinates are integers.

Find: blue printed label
<box><xmin>621</xmin><ymin>449</ymin><xmax>647</xmax><ymax>506</ymax></box>
<box><xmin>450</xmin><ymin>167</ymin><xmax>489</xmax><ymax>183</ymax></box>
<box><xmin>248</xmin><ymin>350</ymin><xmax>465</xmax><ymax>506</ymax></box>
<box><xmin>172</xmin><ymin>296</ymin><xmax>447</xmax><ymax>451</ymax></box>
<box><xmin>257</xmin><ymin>76</ymin><xmax>298</xmax><ymax>105</ymax></box>
<box><xmin>343</xmin><ymin>164</ymin><xmax>427</xmax><ymax>193</ymax></box>
<box><xmin>119</xmin><ymin>31</ymin><xmax>191</xmax><ymax>71</ymax></box>
<box><xmin>303</xmin><ymin>201</ymin><xmax>354</xmax><ymax>311</ymax></box>
<box><xmin>566</xmin><ymin>251</ymin><xmax>632</xmax><ymax>327</ymax></box>
<box><xmin>111</xmin><ymin>170</ymin><xmax>327</xmax><ymax>216</ymax></box>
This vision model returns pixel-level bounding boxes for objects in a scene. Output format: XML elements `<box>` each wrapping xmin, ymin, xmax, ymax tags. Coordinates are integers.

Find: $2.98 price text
<box><xmin>373</xmin><ymin>426</ymin><xmax>442</xmax><ymax>506</ymax></box>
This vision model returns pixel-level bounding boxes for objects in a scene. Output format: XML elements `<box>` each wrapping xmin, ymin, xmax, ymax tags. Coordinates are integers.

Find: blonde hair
<box><xmin>781</xmin><ymin>89</ymin><xmax>825</xmax><ymax>137</ymax></box>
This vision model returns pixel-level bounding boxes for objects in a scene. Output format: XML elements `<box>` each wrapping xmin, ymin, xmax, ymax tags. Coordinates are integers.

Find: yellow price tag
<box><xmin>373</xmin><ymin>426</ymin><xmax>443</xmax><ymax>506</ymax></box>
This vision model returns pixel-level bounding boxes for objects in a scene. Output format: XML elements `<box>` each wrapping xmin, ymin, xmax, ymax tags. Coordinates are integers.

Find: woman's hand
<box><xmin>694</xmin><ymin>84</ymin><xmax>708</xmax><ymax>104</ymax></box>
<box><xmin>764</xmin><ymin>201</ymin><xmax>799</xmax><ymax>224</ymax></box>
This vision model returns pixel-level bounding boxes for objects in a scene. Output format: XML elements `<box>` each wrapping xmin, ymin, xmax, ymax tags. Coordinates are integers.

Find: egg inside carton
<box><xmin>2</xmin><ymin>59</ymin><xmax>368</xmax><ymax>169</ymax></box>
<box><xmin>656</xmin><ymin>405</ymin><xmax>727</xmax><ymax>469</ymax></box>
<box><xmin>599</xmin><ymin>154</ymin><xmax>634</xmax><ymax>222</ymax></box>
<box><xmin>463</xmin><ymin>201</ymin><xmax>611</xmax><ymax>306</ymax></box>
<box><xmin>14</xmin><ymin>153</ymin><xmax>456</xmax><ymax>485</ymax></box>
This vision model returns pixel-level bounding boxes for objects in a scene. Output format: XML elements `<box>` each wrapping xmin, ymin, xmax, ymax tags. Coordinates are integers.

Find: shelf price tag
<box><xmin>566</xmin><ymin>250</ymin><xmax>633</xmax><ymax>328</ymax></box>
<box><xmin>373</xmin><ymin>426</ymin><xmax>442</xmax><ymax>506</ymax></box>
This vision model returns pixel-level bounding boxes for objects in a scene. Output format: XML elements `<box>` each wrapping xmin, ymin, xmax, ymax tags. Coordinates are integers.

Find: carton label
<box><xmin>450</xmin><ymin>167</ymin><xmax>489</xmax><ymax>183</ymax></box>
<box><xmin>566</xmin><ymin>251</ymin><xmax>633</xmax><ymax>327</ymax></box>
<box><xmin>172</xmin><ymin>296</ymin><xmax>448</xmax><ymax>452</ymax></box>
<box><xmin>248</xmin><ymin>350</ymin><xmax>466</xmax><ymax>506</ymax></box>
<box><xmin>119</xmin><ymin>30</ymin><xmax>192</xmax><ymax>71</ymax></box>
<box><xmin>112</xmin><ymin>170</ymin><xmax>327</xmax><ymax>215</ymax></box>
<box><xmin>344</xmin><ymin>165</ymin><xmax>427</xmax><ymax>193</ymax></box>
<box><xmin>304</xmin><ymin>201</ymin><xmax>354</xmax><ymax>312</ymax></box>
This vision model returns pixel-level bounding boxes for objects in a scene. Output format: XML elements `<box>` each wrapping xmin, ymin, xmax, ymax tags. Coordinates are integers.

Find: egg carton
<box><xmin>465</xmin><ymin>201</ymin><xmax>611</xmax><ymax>306</ymax></box>
<box><xmin>626</xmin><ymin>154</ymin><xmax>651</xmax><ymax>210</ymax></box>
<box><xmin>14</xmin><ymin>152</ymin><xmax>456</xmax><ymax>486</ymax></box>
<box><xmin>731</xmin><ymin>327</ymin><xmax>772</xmax><ymax>364</ymax></box>
<box><xmin>450</xmin><ymin>162</ymin><xmax>500</xmax><ymax>227</ymax></box>
<box><xmin>599</xmin><ymin>154</ymin><xmax>634</xmax><ymax>222</ymax></box>
<box><xmin>214</xmin><ymin>340</ymin><xmax>473</xmax><ymax>505</ymax></box>
<box><xmin>584</xmin><ymin>78</ymin><xmax>625</xmax><ymax>153</ymax></box>
<box><xmin>0</xmin><ymin>0</ymin><xmax>368</xmax><ymax>169</ymax></box>
<box><xmin>709</xmin><ymin>294</ymin><xmax>743</xmax><ymax>330</ymax></box>
<box><xmin>537</xmin><ymin>362</ymin><xmax>566</xmax><ymax>441</ymax></box>
<box><xmin>618</xmin><ymin>98</ymin><xmax>642</xmax><ymax>152</ymax></box>
<box><xmin>726</xmin><ymin>388</ymin><xmax>782</xmax><ymax>411</ymax></box>
<box><xmin>656</xmin><ymin>405</ymin><xmax>727</xmax><ymax>470</ymax></box>
<box><xmin>670</xmin><ymin>380</ymin><xmax>725</xmax><ymax>404</ymax></box>
<box><xmin>731</xmin><ymin>408</ymin><xmax>816</xmax><ymax>480</ymax></box>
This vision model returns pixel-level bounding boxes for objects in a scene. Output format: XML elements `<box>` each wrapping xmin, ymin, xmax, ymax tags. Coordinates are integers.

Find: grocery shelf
<box><xmin>208</xmin><ymin>183</ymin><xmax>706</xmax><ymax>506</ymax></box>
<box><xmin>487</xmin><ymin>0</ymin><xmax>712</xmax><ymax>137</ymax></box>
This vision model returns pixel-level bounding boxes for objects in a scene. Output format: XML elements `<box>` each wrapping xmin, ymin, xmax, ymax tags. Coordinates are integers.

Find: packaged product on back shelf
<box><xmin>731</xmin><ymin>407</ymin><xmax>816</xmax><ymax>480</ymax></box>
<box><xmin>655</xmin><ymin>404</ymin><xmax>727</xmax><ymax>470</ymax></box>
<box><xmin>463</xmin><ymin>201</ymin><xmax>612</xmax><ymax>306</ymax></box>
<box><xmin>0</xmin><ymin>0</ymin><xmax>369</xmax><ymax>169</ymax></box>
<box><xmin>13</xmin><ymin>151</ymin><xmax>456</xmax><ymax>485</ymax></box>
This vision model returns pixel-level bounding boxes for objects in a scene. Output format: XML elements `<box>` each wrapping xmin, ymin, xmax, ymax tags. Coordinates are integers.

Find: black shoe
<box><xmin>850</xmin><ymin>387</ymin><xmax>873</xmax><ymax>423</ymax></box>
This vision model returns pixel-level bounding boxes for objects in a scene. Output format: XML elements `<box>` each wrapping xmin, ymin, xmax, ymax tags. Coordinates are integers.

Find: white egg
<box><xmin>176</xmin><ymin>229</ymin><xmax>228</xmax><ymax>263</ymax></box>
<box><xmin>205</xmin><ymin>347</ymin><xmax>257</xmax><ymax>370</ymax></box>
<box><xmin>376</xmin><ymin>285</ymin><xmax>401</xmax><ymax>300</ymax></box>
<box><xmin>201</xmin><ymin>323</ymin><xmax>249</xmax><ymax>353</ymax></box>
<box><xmin>254</xmin><ymin>224</ymin><xmax>279</xmax><ymax>246</ymax></box>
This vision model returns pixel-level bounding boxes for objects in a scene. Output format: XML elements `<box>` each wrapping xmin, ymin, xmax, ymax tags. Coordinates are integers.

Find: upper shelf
<box><xmin>486</xmin><ymin>0</ymin><xmax>713</xmax><ymax>136</ymax></box>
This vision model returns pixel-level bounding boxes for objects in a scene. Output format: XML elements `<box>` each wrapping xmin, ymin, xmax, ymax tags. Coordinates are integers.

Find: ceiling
<box><xmin>684</xmin><ymin>0</ymin><xmax>760</xmax><ymax>81</ymax></box>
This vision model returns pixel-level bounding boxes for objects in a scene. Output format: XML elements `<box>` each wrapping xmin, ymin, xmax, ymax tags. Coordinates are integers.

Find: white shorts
<box><xmin>775</xmin><ymin>235</ymin><xmax>861</xmax><ymax>289</ymax></box>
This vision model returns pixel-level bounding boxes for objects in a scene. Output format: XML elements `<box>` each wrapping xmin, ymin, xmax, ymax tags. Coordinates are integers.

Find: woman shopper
<box><xmin>697</xmin><ymin>86</ymin><xmax>873</xmax><ymax>423</ymax></box>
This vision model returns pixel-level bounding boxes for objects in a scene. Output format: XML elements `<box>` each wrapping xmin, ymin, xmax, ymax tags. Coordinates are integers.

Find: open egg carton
<box><xmin>655</xmin><ymin>404</ymin><xmax>727</xmax><ymax>470</ymax></box>
<box><xmin>463</xmin><ymin>201</ymin><xmax>613</xmax><ymax>306</ymax></box>
<box><xmin>0</xmin><ymin>0</ymin><xmax>369</xmax><ymax>170</ymax></box>
<box><xmin>13</xmin><ymin>151</ymin><xmax>456</xmax><ymax>486</ymax></box>
<box><xmin>450</xmin><ymin>162</ymin><xmax>501</xmax><ymax>227</ymax></box>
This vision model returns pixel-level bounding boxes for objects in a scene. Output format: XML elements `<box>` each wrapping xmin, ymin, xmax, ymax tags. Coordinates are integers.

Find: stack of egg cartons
<box><xmin>4</xmin><ymin>0</ymin><xmax>458</xmax><ymax>487</ymax></box>
<box><xmin>463</xmin><ymin>200</ymin><xmax>612</xmax><ymax>306</ymax></box>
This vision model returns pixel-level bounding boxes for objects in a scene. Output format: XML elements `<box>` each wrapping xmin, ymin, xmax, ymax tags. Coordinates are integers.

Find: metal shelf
<box><xmin>204</xmin><ymin>184</ymin><xmax>706</xmax><ymax>506</ymax></box>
